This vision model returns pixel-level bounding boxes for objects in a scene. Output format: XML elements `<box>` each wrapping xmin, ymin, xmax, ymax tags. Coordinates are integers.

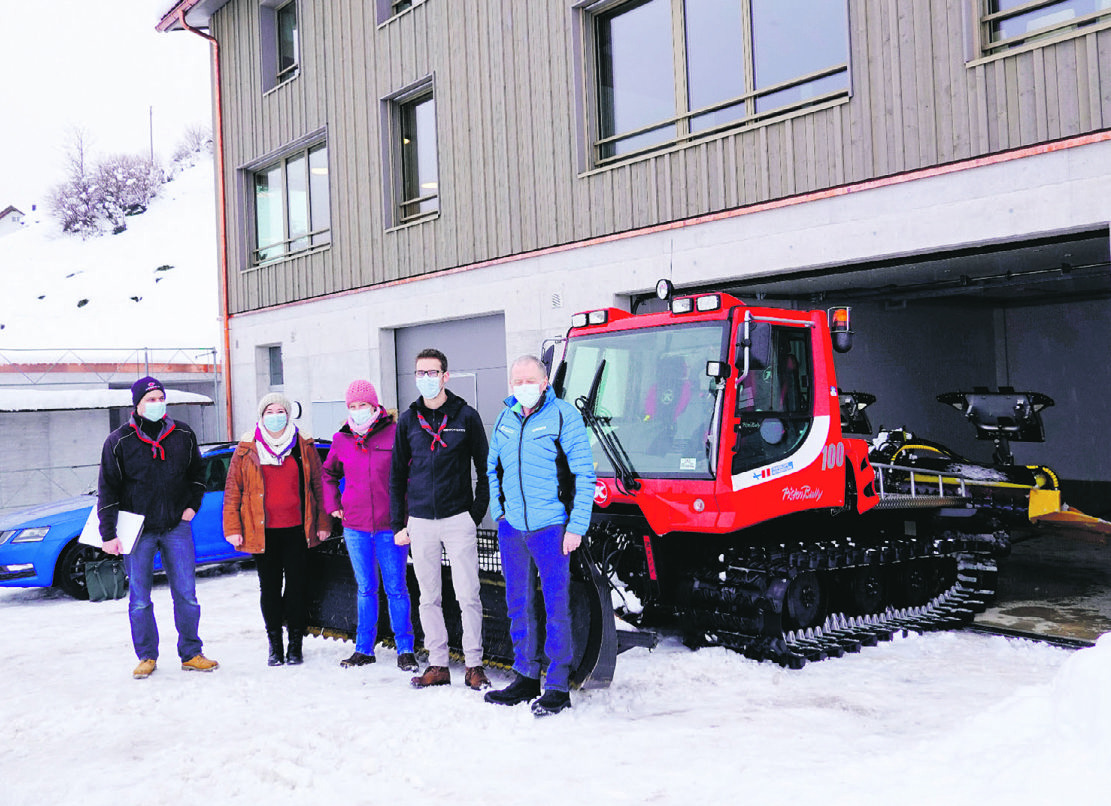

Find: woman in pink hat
<box><xmin>322</xmin><ymin>380</ymin><xmax>417</xmax><ymax>671</ymax></box>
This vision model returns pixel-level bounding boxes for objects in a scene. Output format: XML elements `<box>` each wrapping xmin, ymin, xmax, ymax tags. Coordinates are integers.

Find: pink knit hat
<box><xmin>346</xmin><ymin>379</ymin><xmax>379</xmax><ymax>408</ymax></box>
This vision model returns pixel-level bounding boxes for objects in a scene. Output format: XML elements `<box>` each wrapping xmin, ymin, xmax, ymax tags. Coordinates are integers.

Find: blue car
<box><xmin>0</xmin><ymin>441</ymin><xmax>333</xmax><ymax>599</ymax></box>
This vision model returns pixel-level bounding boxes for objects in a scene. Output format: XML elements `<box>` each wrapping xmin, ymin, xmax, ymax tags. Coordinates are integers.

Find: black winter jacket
<box><xmin>97</xmin><ymin>414</ymin><xmax>206</xmax><ymax>540</ymax></box>
<box><xmin>389</xmin><ymin>390</ymin><xmax>489</xmax><ymax>531</ymax></box>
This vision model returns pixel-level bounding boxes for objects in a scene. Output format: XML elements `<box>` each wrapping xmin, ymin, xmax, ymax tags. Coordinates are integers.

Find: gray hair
<box><xmin>511</xmin><ymin>355</ymin><xmax>547</xmax><ymax>376</ymax></box>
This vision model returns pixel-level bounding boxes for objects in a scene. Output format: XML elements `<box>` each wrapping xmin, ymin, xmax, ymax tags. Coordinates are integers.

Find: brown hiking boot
<box><xmin>465</xmin><ymin>666</ymin><xmax>491</xmax><ymax>690</ymax></box>
<box><xmin>181</xmin><ymin>654</ymin><xmax>220</xmax><ymax>672</ymax></box>
<box><xmin>132</xmin><ymin>659</ymin><xmax>156</xmax><ymax>679</ymax></box>
<box><xmin>410</xmin><ymin>665</ymin><xmax>450</xmax><ymax>688</ymax></box>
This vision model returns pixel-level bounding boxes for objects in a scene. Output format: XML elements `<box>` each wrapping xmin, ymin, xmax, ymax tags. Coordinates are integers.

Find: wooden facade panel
<box><xmin>211</xmin><ymin>0</ymin><xmax>1111</xmax><ymax>315</ymax></box>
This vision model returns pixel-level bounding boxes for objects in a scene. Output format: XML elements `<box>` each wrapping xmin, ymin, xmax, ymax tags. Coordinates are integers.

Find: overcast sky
<box><xmin>0</xmin><ymin>1</ymin><xmax>213</xmax><ymax>211</ymax></box>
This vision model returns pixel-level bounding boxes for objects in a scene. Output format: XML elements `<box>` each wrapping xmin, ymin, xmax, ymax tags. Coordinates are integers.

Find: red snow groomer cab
<box><xmin>553</xmin><ymin>285</ymin><xmax>1002</xmax><ymax>669</ymax></box>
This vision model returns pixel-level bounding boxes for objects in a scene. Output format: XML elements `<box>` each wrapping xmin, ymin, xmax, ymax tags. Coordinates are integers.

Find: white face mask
<box><xmin>141</xmin><ymin>401</ymin><xmax>167</xmax><ymax>422</ymax></box>
<box><xmin>348</xmin><ymin>406</ymin><xmax>376</xmax><ymax>427</ymax></box>
<box><xmin>416</xmin><ymin>375</ymin><xmax>442</xmax><ymax>400</ymax></box>
<box><xmin>513</xmin><ymin>383</ymin><xmax>543</xmax><ymax>409</ymax></box>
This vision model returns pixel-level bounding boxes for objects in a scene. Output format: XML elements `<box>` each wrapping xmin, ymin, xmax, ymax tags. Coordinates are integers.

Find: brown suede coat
<box><xmin>222</xmin><ymin>432</ymin><xmax>333</xmax><ymax>554</ymax></box>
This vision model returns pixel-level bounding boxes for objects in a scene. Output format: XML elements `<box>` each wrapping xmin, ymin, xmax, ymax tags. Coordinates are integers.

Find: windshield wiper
<box><xmin>575</xmin><ymin>359</ymin><xmax>642</xmax><ymax>495</ymax></box>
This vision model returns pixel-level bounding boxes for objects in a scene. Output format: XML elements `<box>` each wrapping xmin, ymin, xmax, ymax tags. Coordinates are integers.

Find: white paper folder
<box><xmin>78</xmin><ymin>507</ymin><xmax>145</xmax><ymax>554</ymax></box>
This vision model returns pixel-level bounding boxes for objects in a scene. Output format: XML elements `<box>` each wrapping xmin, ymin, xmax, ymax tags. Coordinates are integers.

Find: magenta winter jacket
<box><xmin>322</xmin><ymin>415</ymin><xmax>396</xmax><ymax>533</ymax></box>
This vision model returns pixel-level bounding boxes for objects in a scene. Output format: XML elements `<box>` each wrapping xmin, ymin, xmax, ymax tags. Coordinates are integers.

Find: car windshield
<box><xmin>561</xmin><ymin>322</ymin><xmax>727</xmax><ymax>477</ymax></box>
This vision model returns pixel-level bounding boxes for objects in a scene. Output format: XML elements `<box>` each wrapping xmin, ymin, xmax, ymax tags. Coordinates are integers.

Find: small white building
<box><xmin>0</xmin><ymin>206</ymin><xmax>25</xmax><ymax>237</ymax></box>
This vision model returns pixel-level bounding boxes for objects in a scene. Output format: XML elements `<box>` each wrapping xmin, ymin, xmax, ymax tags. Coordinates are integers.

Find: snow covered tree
<box><xmin>95</xmin><ymin>154</ymin><xmax>161</xmax><ymax>234</ymax></box>
<box><xmin>48</xmin><ymin>131</ymin><xmax>102</xmax><ymax>237</ymax></box>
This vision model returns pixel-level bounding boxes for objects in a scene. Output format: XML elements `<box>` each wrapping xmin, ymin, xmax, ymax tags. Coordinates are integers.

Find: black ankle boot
<box><xmin>286</xmin><ymin>631</ymin><xmax>304</xmax><ymax>665</ymax></box>
<box><xmin>267</xmin><ymin>630</ymin><xmax>284</xmax><ymax>666</ymax></box>
<box><xmin>484</xmin><ymin>673</ymin><xmax>541</xmax><ymax>706</ymax></box>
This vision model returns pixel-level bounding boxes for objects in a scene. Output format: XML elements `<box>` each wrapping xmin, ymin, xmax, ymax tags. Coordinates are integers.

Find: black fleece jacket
<box><xmin>96</xmin><ymin>414</ymin><xmax>206</xmax><ymax>540</ymax></box>
<box><xmin>389</xmin><ymin>390</ymin><xmax>489</xmax><ymax>532</ymax></box>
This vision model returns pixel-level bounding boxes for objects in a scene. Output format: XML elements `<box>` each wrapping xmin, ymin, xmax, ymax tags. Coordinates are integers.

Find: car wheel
<box><xmin>56</xmin><ymin>539</ymin><xmax>101</xmax><ymax>600</ymax></box>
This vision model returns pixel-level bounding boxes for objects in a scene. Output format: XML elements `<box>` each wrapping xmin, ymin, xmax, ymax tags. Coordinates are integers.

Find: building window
<box><xmin>252</xmin><ymin>142</ymin><xmax>330</xmax><ymax>264</ymax></box>
<box><xmin>377</xmin><ymin>0</ymin><xmax>421</xmax><ymax>24</ymax></box>
<box><xmin>587</xmin><ymin>0</ymin><xmax>850</xmax><ymax>165</ymax></box>
<box><xmin>268</xmin><ymin>345</ymin><xmax>284</xmax><ymax>386</ymax></box>
<box><xmin>385</xmin><ymin>80</ymin><xmax>439</xmax><ymax>226</ymax></box>
<box><xmin>979</xmin><ymin>0</ymin><xmax>1111</xmax><ymax>55</ymax></box>
<box><xmin>260</xmin><ymin>1</ymin><xmax>299</xmax><ymax>92</ymax></box>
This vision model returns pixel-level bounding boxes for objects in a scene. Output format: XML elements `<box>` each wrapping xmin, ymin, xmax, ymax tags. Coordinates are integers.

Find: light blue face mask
<box><xmin>263</xmin><ymin>412</ymin><xmax>288</xmax><ymax>433</ymax></box>
<box><xmin>142</xmin><ymin>401</ymin><xmax>167</xmax><ymax>422</ymax></box>
<box><xmin>416</xmin><ymin>376</ymin><xmax>442</xmax><ymax>400</ymax></box>
<box><xmin>513</xmin><ymin>383</ymin><xmax>543</xmax><ymax>409</ymax></box>
<box><xmin>348</xmin><ymin>406</ymin><xmax>375</xmax><ymax>427</ymax></box>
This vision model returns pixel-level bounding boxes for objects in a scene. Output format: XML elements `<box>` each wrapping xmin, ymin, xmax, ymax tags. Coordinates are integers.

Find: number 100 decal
<box><xmin>821</xmin><ymin>442</ymin><xmax>845</xmax><ymax>470</ymax></box>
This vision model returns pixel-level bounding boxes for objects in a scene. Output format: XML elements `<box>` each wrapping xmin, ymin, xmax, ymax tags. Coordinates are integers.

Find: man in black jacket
<box><xmin>390</xmin><ymin>349</ymin><xmax>490</xmax><ymax>690</ymax></box>
<box><xmin>98</xmin><ymin>376</ymin><xmax>219</xmax><ymax>679</ymax></box>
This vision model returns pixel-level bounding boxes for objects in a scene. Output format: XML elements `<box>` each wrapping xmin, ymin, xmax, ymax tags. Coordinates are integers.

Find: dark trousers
<box><xmin>255</xmin><ymin>525</ymin><xmax>308</xmax><ymax>635</ymax></box>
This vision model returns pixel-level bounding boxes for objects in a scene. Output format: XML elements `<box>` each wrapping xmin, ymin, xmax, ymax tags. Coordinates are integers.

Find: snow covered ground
<box><xmin>1</xmin><ymin>568</ymin><xmax>1106</xmax><ymax>806</ymax></box>
<box><xmin>0</xmin><ymin>154</ymin><xmax>219</xmax><ymax>351</ymax></box>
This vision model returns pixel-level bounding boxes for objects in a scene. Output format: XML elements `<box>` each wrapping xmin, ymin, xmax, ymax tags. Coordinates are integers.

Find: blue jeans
<box><xmin>498</xmin><ymin>521</ymin><xmax>573</xmax><ymax>692</ymax></box>
<box><xmin>126</xmin><ymin>520</ymin><xmax>203</xmax><ymax>662</ymax></box>
<box><xmin>344</xmin><ymin>528</ymin><xmax>415</xmax><ymax>655</ymax></box>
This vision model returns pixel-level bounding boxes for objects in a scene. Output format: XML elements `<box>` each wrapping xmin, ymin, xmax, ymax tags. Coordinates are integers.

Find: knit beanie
<box><xmin>345</xmin><ymin>379</ymin><xmax>379</xmax><ymax>408</ymax></box>
<box><xmin>131</xmin><ymin>376</ymin><xmax>165</xmax><ymax>406</ymax></box>
<box><xmin>257</xmin><ymin>391</ymin><xmax>294</xmax><ymax>420</ymax></box>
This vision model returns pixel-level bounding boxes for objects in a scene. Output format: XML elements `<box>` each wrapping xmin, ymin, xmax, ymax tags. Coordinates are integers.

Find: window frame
<box><xmin>244</xmin><ymin>134</ymin><xmax>331</xmax><ymax>269</ymax></box>
<box><xmin>382</xmin><ymin>77</ymin><xmax>440</xmax><ymax>229</ymax></box>
<box><xmin>579</xmin><ymin>0</ymin><xmax>852</xmax><ymax>168</ymax></box>
<box><xmin>376</xmin><ymin>0</ymin><xmax>424</xmax><ymax>25</ymax></box>
<box><xmin>976</xmin><ymin>0</ymin><xmax>1111</xmax><ymax>56</ymax></box>
<box><xmin>260</xmin><ymin>0</ymin><xmax>300</xmax><ymax>93</ymax></box>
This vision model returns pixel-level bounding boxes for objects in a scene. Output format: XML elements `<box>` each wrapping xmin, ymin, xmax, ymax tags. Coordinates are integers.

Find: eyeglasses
<box><xmin>414</xmin><ymin>369</ymin><xmax>442</xmax><ymax>379</ymax></box>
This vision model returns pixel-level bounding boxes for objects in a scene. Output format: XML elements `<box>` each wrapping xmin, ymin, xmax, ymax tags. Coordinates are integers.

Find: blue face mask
<box><xmin>416</xmin><ymin>376</ymin><xmax>442</xmax><ymax>400</ymax></box>
<box><xmin>141</xmin><ymin>401</ymin><xmax>167</xmax><ymax>422</ymax></box>
<box><xmin>348</xmin><ymin>406</ymin><xmax>375</xmax><ymax>427</ymax></box>
<box><xmin>263</xmin><ymin>412</ymin><xmax>288</xmax><ymax>433</ymax></box>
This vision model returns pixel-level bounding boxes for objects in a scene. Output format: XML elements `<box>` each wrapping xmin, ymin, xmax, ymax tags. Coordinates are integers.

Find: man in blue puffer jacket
<box><xmin>484</xmin><ymin>355</ymin><xmax>596</xmax><ymax>717</ymax></box>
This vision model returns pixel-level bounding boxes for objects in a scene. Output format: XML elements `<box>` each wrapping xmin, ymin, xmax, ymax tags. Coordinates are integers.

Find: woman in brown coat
<box><xmin>224</xmin><ymin>392</ymin><xmax>332</xmax><ymax>665</ymax></box>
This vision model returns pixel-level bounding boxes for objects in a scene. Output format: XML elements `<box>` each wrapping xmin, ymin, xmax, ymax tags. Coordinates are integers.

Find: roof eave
<box><xmin>156</xmin><ymin>0</ymin><xmax>231</xmax><ymax>33</ymax></box>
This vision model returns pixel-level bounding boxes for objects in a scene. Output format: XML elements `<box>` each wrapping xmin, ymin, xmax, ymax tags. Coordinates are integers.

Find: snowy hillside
<box><xmin>0</xmin><ymin>155</ymin><xmax>220</xmax><ymax>351</ymax></box>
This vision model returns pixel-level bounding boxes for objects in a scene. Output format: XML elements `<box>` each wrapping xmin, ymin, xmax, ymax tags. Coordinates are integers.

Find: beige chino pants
<box><xmin>407</xmin><ymin>512</ymin><xmax>484</xmax><ymax>667</ymax></box>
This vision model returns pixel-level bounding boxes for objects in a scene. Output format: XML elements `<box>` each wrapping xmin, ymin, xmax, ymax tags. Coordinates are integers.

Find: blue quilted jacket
<box><xmin>487</xmin><ymin>387</ymin><xmax>596</xmax><ymax>535</ymax></box>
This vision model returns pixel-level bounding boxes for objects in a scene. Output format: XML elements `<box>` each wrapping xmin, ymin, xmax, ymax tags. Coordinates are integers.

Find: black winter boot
<box><xmin>286</xmin><ymin>631</ymin><xmax>304</xmax><ymax>665</ymax></box>
<box><xmin>531</xmin><ymin>689</ymin><xmax>572</xmax><ymax>717</ymax></box>
<box><xmin>484</xmin><ymin>673</ymin><xmax>541</xmax><ymax>706</ymax></box>
<box><xmin>267</xmin><ymin>630</ymin><xmax>284</xmax><ymax>666</ymax></box>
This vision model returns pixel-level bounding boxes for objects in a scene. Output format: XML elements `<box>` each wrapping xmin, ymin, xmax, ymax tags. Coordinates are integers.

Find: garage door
<box><xmin>394</xmin><ymin>314</ymin><xmax>507</xmax><ymax>439</ymax></box>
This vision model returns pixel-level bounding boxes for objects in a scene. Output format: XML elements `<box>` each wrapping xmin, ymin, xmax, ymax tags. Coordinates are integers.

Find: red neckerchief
<box><xmin>131</xmin><ymin>418</ymin><xmax>176</xmax><ymax>460</ymax></box>
<box><xmin>416</xmin><ymin>410</ymin><xmax>448</xmax><ymax>451</ymax></box>
<box><xmin>354</xmin><ymin>431</ymin><xmax>369</xmax><ymax>452</ymax></box>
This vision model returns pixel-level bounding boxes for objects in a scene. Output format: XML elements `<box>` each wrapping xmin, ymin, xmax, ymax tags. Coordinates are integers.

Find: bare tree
<box><xmin>48</xmin><ymin>129</ymin><xmax>102</xmax><ymax>236</ymax></box>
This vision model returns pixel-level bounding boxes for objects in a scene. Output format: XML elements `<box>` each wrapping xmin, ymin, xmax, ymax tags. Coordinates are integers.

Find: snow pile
<box><xmin>0</xmin><ymin>155</ymin><xmax>219</xmax><ymax>350</ymax></box>
<box><xmin>0</xmin><ymin>570</ymin><xmax>1104</xmax><ymax>805</ymax></box>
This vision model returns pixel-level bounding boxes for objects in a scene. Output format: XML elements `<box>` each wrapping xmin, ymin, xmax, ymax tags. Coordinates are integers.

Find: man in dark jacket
<box><xmin>390</xmin><ymin>349</ymin><xmax>490</xmax><ymax>690</ymax></box>
<box><xmin>98</xmin><ymin>376</ymin><xmax>219</xmax><ymax>679</ymax></box>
